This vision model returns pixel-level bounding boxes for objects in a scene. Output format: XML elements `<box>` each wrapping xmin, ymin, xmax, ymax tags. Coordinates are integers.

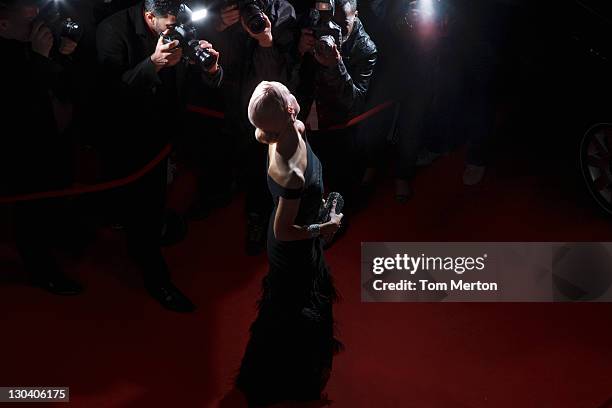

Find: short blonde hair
<box><xmin>248</xmin><ymin>81</ymin><xmax>292</xmax><ymax>130</ymax></box>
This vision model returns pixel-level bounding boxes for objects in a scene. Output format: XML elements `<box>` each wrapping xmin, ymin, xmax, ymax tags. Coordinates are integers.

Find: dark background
<box><xmin>1</xmin><ymin>2</ymin><xmax>612</xmax><ymax>407</ymax></box>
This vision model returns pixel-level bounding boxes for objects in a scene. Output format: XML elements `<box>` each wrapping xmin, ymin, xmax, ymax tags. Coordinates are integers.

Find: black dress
<box><xmin>236</xmin><ymin>139</ymin><xmax>342</xmax><ymax>406</ymax></box>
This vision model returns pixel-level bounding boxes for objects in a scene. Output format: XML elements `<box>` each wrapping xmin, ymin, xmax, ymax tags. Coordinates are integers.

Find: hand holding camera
<box><xmin>302</xmin><ymin>1</ymin><xmax>343</xmax><ymax>66</ymax></box>
<box><xmin>195</xmin><ymin>40</ymin><xmax>220</xmax><ymax>74</ymax></box>
<box><xmin>59</xmin><ymin>37</ymin><xmax>78</xmax><ymax>56</ymax></box>
<box><xmin>30</xmin><ymin>20</ymin><xmax>54</xmax><ymax>58</ymax></box>
<box><xmin>151</xmin><ymin>33</ymin><xmax>183</xmax><ymax>72</ymax></box>
<box><xmin>215</xmin><ymin>0</ymin><xmax>268</xmax><ymax>36</ymax></box>
<box><xmin>242</xmin><ymin>12</ymin><xmax>272</xmax><ymax>47</ymax></box>
<box><xmin>158</xmin><ymin>5</ymin><xmax>220</xmax><ymax>73</ymax></box>
<box><xmin>314</xmin><ymin>37</ymin><xmax>340</xmax><ymax>67</ymax></box>
<box><xmin>36</xmin><ymin>2</ymin><xmax>83</xmax><ymax>48</ymax></box>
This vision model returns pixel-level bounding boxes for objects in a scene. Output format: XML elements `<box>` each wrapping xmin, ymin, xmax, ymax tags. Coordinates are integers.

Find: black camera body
<box><xmin>223</xmin><ymin>0</ymin><xmax>266</xmax><ymax>34</ymax></box>
<box><xmin>304</xmin><ymin>1</ymin><xmax>342</xmax><ymax>59</ymax></box>
<box><xmin>161</xmin><ymin>4</ymin><xmax>216</xmax><ymax>70</ymax></box>
<box><xmin>37</xmin><ymin>2</ymin><xmax>83</xmax><ymax>42</ymax></box>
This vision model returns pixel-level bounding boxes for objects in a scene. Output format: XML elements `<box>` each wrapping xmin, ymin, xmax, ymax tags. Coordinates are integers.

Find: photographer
<box><xmin>293</xmin><ymin>0</ymin><xmax>377</xmax><ymax>236</ymax></box>
<box><xmin>96</xmin><ymin>0</ymin><xmax>222</xmax><ymax>312</ymax></box>
<box><xmin>388</xmin><ymin>0</ymin><xmax>497</xmax><ymax>199</ymax></box>
<box><xmin>209</xmin><ymin>0</ymin><xmax>296</xmax><ymax>255</ymax></box>
<box><xmin>0</xmin><ymin>0</ymin><xmax>82</xmax><ymax>295</ymax></box>
<box><xmin>295</xmin><ymin>0</ymin><xmax>376</xmax><ymax>126</ymax></box>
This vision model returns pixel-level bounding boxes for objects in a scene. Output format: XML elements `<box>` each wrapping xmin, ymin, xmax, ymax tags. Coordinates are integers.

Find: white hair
<box><xmin>248</xmin><ymin>81</ymin><xmax>293</xmax><ymax>129</ymax></box>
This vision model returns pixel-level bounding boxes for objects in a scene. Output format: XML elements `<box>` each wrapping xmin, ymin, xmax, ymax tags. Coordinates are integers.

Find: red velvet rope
<box><xmin>326</xmin><ymin>100</ymin><xmax>395</xmax><ymax>130</ymax></box>
<box><xmin>0</xmin><ymin>144</ymin><xmax>173</xmax><ymax>204</ymax></box>
<box><xmin>186</xmin><ymin>100</ymin><xmax>395</xmax><ymax>130</ymax></box>
<box><xmin>186</xmin><ymin>105</ymin><xmax>225</xmax><ymax>119</ymax></box>
<box><xmin>1</xmin><ymin>101</ymin><xmax>394</xmax><ymax>203</ymax></box>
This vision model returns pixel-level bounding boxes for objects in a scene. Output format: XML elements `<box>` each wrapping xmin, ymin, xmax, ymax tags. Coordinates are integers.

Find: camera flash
<box><xmin>420</xmin><ymin>0</ymin><xmax>435</xmax><ymax>18</ymax></box>
<box><xmin>191</xmin><ymin>8</ymin><xmax>208</xmax><ymax>22</ymax></box>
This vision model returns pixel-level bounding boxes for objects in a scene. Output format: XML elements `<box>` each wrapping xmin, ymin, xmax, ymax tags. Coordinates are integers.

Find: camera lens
<box><xmin>241</xmin><ymin>2</ymin><xmax>266</xmax><ymax>34</ymax></box>
<box><xmin>246</xmin><ymin>14</ymin><xmax>266</xmax><ymax>34</ymax></box>
<box><xmin>162</xmin><ymin>31</ymin><xmax>181</xmax><ymax>44</ymax></box>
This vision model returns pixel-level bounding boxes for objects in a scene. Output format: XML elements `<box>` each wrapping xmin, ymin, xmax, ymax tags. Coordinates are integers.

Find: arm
<box><xmin>200</xmin><ymin>64</ymin><xmax>224</xmax><ymax>88</ymax></box>
<box><xmin>273</xmin><ymin>169</ymin><xmax>342</xmax><ymax>241</ymax></box>
<box><xmin>250</xmin><ymin>0</ymin><xmax>297</xmax><ymax>83</ymax></box>
<box><xmin>273</xmin><ymin>196</ymin><xmax>340</xmax><ymax>242</ymax></box>
<box><xmin>190</xmin><ymin>40</ymin><xmax>224</xmax><ymax>89</ymax></box>
<box><xmin>318</xmin><ymin>46</ymin><xmax>377</xmax><ymax>117</ymax></box>
<box><xmin>28</xmin><ymin>21</ymin><xmax>71</xmax><ymax>100</ymax></box>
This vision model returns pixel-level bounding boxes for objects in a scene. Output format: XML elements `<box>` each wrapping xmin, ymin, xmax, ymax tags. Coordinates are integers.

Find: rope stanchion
<box><xmin>326</xmin><ymin>100</ymin><xmax>395</xmax><ymax>130</ymax></box>
<box><xmin>186</xmin><ymin>105</ymin><xmax>225</xmax><ymax>119</ymax></box>
<box><xmin>0</xmin><ymin>144</ymin><xmax>173</xmax><ymax>204</ymax></box>
<box><xmin>1</xmin><ymin>99</ymin><xmax>394</xmax><ymax>204</ymax></box>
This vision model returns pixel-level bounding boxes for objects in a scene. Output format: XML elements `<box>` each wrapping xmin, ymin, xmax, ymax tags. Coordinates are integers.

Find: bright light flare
<box><xmin>419</xmin><ymin>0</ymin><xmax>435</xmax><ymax>20</ymax></box>
<box><xmin>191</xmin><ymin>8</ymin><xmax>208</xmax><ymax>22</ymax></box>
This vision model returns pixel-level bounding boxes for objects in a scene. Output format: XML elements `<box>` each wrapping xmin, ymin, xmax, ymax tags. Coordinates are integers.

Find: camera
<box><xmin>161</xmin><ymin>4</ymin><xmax>217</xmax><ymax>70</ymax></box>
<box><xmin>223</xmin><ymin>0</ymin><xmax>266</xmax><ymax>34</ymax></box>
<box><xmin>37</xmin><ymin>1</ymin><xmax>83</xmax><ymax>42</ymax></box>
<box><xmin>304</xmin><ymin>0</ymin><xmax>342</xmax><ymax>59</ymax></box>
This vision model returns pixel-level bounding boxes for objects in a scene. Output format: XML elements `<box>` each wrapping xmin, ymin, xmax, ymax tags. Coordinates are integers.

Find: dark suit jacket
<box><xmin>95</xmin><ymin>1</ymin><xmax>223</xmax><ymax>168</ymax></box>
<box><xmin>0</xmin><ymin>38</ymin><xmax>73</xmax><ymax>195</ymax></box>
<box><xmin>97</xmin><ymin>1</ymin><xmax>222</xmax><ymax>102</ymax></box>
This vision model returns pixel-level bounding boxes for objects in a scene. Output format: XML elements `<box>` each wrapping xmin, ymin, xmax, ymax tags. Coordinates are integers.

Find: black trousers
<box><xmin>394</xmin><ymin>40</ymin><xmax>497</xmax><ymax>179</ymax></box>
<box><xmin>7</xmin><ymin>134</ymin><xmax>74</xmax><ymax>280</ymax></box>
<box><xmin>177</xmin><ymin>113</ymin><xmax>235</xmax><ymax>205</ymax></box>
<box><xmin>13</xmin><ymin>199</ymin><xmax>66</xmax><ymax>279</ymax></box>
<box><xmin>122</xmin><ymin>159</ymin><xmax>169</xmax><ymax>285</ymax></box>
<box><xmin>98</xmin><ymin>140</ymin><xmax>170</xmax><ymax>286</ymax></box>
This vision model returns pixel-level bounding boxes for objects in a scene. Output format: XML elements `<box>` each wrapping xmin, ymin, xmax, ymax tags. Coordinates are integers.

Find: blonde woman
<box><xmin>236</xmin><ymin>81</ymin><xmax>343</xmax><ymax>406</ymax></box>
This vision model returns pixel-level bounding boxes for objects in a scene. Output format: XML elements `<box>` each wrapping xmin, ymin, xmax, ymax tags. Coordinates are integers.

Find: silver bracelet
<box><xmin>306</xmin><ymin>224</ymin><xmax>321</xmax><ymax>238</ymax></box>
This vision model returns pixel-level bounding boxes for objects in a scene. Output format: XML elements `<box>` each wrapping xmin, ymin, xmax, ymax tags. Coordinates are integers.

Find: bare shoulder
<box><xmin>268</xmin><ymin>139</ymin><xmax>308</xmax><ymax>190</ymax></box>
<box><xmin>284</xmin><ymin>169</ymin><xmax>305</xmax><ymax>189</ymax></box>
<box><xmin>269</xmin><ymin>163</ymin><xmax>305</xmax><ymax>190</ymax></box>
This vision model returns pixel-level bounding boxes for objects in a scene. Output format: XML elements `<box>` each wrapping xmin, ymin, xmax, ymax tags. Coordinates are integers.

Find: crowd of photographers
<box><xmin>0</xmin><ymin>0</ymin><xmax>503</xmax><ymax>312</ymax></box>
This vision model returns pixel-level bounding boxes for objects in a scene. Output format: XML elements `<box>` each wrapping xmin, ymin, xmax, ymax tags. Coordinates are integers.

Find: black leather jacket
<box><xmin>293</xmin><ymin>18</ymin><xmax>378</xmax><ymax>130</ymax></box>
<box><xmin>96</xmin><ymin>2</ymin><xmax>223</xmax><ymax>106</ymax></box>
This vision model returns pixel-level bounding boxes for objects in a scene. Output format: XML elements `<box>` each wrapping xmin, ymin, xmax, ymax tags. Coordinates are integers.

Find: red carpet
<box><xmin>2</xmin><ymin>150</ymin><xmax>612</xmax><ymax>408</ymax></box>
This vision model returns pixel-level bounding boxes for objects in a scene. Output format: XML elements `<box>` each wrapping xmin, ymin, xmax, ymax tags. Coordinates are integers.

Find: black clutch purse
<box><xmin>318</xmin><ymin>192</ymin><xmax>344</xmax><ymax>223</ymax></box>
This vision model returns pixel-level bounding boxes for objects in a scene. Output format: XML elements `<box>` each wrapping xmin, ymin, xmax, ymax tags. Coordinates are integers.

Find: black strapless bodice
<box><xmin>266</xmin><ymin>140</ymin><xmax>325</xmax><ymax>267</ymax></box>
<box><xmin>266</xmin><ymin>139</ymin><xmax>324</xmax><ymax>228</ymax></box>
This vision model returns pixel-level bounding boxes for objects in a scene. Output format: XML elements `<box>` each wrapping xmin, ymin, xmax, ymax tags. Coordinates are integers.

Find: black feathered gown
<box><xmin>236</xmin><ymin>140</ymin><xmax>342</xmax><ymax>406</ymax></box>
